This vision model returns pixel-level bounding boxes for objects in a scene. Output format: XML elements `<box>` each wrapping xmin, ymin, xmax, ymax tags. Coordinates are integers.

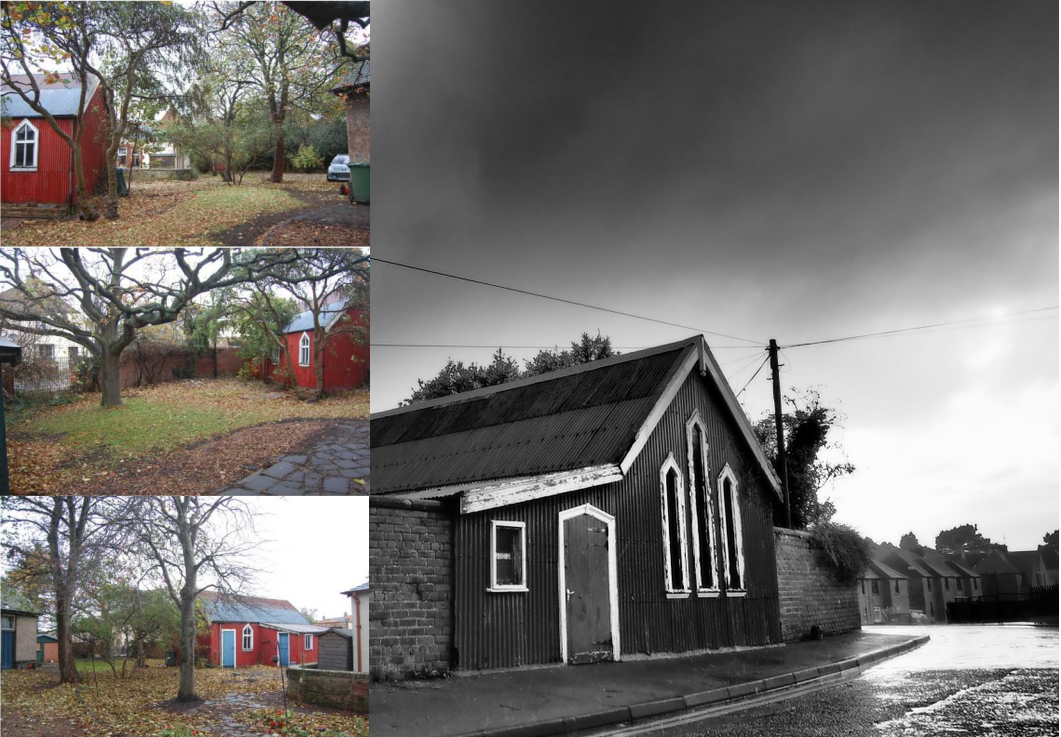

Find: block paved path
<box><xmin>219</xmin><ymin>420</ymin><xmax>369</xmax><ymax>496</ymax></box>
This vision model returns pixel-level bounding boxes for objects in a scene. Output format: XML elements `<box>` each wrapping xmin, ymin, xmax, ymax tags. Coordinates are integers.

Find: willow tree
<box><xmin>0</xmin><ymin>248</ymin><xmax>347</xmax><ymax>407</ymax></box>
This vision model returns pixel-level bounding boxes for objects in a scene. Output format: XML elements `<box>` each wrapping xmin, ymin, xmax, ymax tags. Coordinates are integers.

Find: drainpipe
<box><xmin>354</xmin><ymin>593</ymin><xmax>363</xmax><ymax>671</ymax></box>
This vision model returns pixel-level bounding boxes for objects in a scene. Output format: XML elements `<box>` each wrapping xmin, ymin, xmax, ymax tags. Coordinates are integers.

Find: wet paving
<box><xmin>617</xmin><ymin>625</ymin><xmax>1059</xmax><ymax>736</ymax></box>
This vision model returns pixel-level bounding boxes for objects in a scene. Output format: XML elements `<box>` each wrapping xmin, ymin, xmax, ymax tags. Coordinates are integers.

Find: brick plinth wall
<box><xmin>286</xmin><ymin>665</ymin><xmax>368</xmax><ymax>713</ymax></box>
<box><xmin>774</xmin><ymin>527</ymin><xmax>861</xmax><ymax>642</ymax></box>
<box><xmin>369</xmin><ymin>498</ymin><xmax>454</xmax><ymax>680</ymax></box>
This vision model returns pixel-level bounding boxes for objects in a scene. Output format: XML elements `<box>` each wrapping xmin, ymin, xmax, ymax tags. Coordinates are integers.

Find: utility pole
<box><xmin>768</xmin><ymin>339</ymin><xmax>791</xmax><ymax>528</ymax></box>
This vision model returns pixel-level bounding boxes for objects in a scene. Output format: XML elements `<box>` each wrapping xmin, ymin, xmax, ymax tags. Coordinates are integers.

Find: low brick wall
<box><xmin>774</xmin><ymin>527</ymin><xmax>860</xmax><ymax>642</ymax></box>
<box><xmin>286</xmin><ymin>665</ymin><xmax>368</xmax><ymax>713</ymax></box>
<box><xmin>369</xmin><ymin>498</ymin><xmax>454</xmax><ymax>680</ymax></box>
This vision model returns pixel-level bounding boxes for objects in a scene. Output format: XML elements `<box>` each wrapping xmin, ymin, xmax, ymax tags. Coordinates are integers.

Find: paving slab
<box><xmin>370</xmin><ymin>630</ymin><xmax>929</xmax><ymax>737</ymax></box>
<box><xmin>217</xmin><ymin>420</ymin><xmax>369</xmax><ymax>496</ymax></box>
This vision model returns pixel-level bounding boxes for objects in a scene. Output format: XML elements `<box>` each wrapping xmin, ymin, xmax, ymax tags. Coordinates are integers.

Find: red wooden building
<box><xmin>1</xmin><ymin>73</ymin><xmax>108</xmax><ymax>208</ymax></box>
<box><xmin>263</xmin><ymin>305</ymin><xmax>369</xmax><ymax>392</ymax></box>
<box><xmin>198</xmin><ymin>592</ymin><xmax>326</xmax><ymax>668</ymax></box>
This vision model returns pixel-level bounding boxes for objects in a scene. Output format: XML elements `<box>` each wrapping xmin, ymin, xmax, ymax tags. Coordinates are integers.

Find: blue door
<box><xmin>221</xmin><ymin>629</ymin><xmax>236</xmax><ymax>667</ymax></box>
<box><xmin>278</xmin><ymin>633</ymin><xmax>289</xmax><ymax>666</ymax></box>
<box><xmin>2</xmin><ymin>630</ymin><xmax>15</xmax><ymax>670</ymax></box>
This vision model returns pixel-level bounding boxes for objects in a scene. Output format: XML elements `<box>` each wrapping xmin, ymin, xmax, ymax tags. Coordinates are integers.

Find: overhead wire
<box><xmin>735</xmin><ymin>355</ymin><xmax>771</xmax><ymax>398</ymax></box>
<box><xmin>372</xmin><ymin>258</ymin><xmax>765</xmax><ymax>345</ymax></box>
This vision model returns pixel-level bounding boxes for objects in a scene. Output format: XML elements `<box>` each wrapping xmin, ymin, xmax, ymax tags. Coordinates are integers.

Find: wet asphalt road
<box><xmin>608</xmin><ymin>625</ymin><xmax>1059</xmax><ymax>737</ymax></box>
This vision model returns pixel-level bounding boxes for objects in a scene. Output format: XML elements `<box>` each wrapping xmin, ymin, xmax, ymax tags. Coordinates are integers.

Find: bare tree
<box><xmin>0</xmin><ymin>248</ymin><xmax>353</xmax><ymax>407</ymax></box>
<box><xmin>0</xmin><ymin>497</ymin><xmax>131</xmax><ymax>684</ymax></box>
<box><xmin>131</xmin><ymin>496</ymin><xmax>261</xmax><ymax>702</ymax></box>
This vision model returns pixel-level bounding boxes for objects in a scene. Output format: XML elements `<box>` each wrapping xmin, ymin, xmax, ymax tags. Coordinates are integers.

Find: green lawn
<box><xmin>12</xmin><ymin>380</ymin><xmax>368</xmax><ymax>460</ymax></box>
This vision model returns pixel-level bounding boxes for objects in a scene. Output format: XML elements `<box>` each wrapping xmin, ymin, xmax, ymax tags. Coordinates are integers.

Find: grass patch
<box><xmin>7</xmin><ymin>379</ymin><xmax>369</xmax><ymax>494</ymax></box>
<box><xmin>2</xmin><ymin>179</ymin><xmax>305</xmax><ymax>248</ymax></box>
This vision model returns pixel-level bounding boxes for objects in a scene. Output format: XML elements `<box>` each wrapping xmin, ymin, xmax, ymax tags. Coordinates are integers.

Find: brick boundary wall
<box><xmin>286</xmin><ymin>665</ymin><xmax>368</xmax><ymax>713</ymax></box>
<box><xmin>774</xmin><ymin>527</ymin><xmax>861</xmax><ymax>642</ymax></box>
<box><xmin>369</xmin><ymin>497</ymin><xmax>454</xmax><ymax>681</ymax></box>
<box><xmin>118</xmin><ymin>347</ymin><xmax>244</xmax><ymax>389</ymax></box>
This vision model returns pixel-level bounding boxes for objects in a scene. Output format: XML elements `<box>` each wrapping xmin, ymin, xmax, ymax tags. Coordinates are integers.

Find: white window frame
<box><xmin>488</xmin><ymin>520</ymin><xmax>528</xmax><ymax>592</ymax></box>
<box><xmin>685</xmin><ymin>412</ymin><xmax>720</xmax><ymax>597</ymax></box>
<box><xmin>272</xmin><ymin>344</ymin><xmax>281</xmax><ymax>364</ymax></box>
<box><xmin>10</xmin><ymin>119</ymin><xmax>39</xmax><ymax>171</ymax></box>
<box><xmin>660</xmin><ymin>452</ymin><xmax>691</xmax><ymax>597</ymax></box>
<box><xmin>1</xmin><ymin>615</ymin><xmax>14</xmax><ymax>630</ymax></box>
<box><xmin>241</xmin><ymin>624</ymin><xmax>253</xmax><ymax>651</ymax></box>
<box><xmin>304</xmin><ymin>634</ymin><xmax>313</xmax><ymax>650</ymax></box>
<box><xmin>298</xmin><ymin>332</ymin><xmax>310</xmax><ymax>366</ymax></box>
<box><xmin>717</xmin><ymin>464</ymin><xmax>746</xmax><ymax>596</ymax></box>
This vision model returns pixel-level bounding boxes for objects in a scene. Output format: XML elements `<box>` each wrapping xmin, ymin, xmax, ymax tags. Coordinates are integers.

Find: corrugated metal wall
<box><xmin>454</xmin><ymin>370</ymin><xmax>782</xmax><ymax>670</ymax></box>
<box><xmin>1</xmin><ymin>88</ymin><xmax>107</xmax><ymax>205</ymax></box>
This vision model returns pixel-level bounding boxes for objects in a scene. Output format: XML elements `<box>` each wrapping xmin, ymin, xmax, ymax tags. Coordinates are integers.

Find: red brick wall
<box><xmin>119</xmin><ymin>347</ymin><xmax>244</xmax><ymax>389</ymax></box>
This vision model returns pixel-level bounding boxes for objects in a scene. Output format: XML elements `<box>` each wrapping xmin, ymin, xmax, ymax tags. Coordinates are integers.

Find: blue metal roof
<box><xmin>201</xmin><ymin>594</ymin><xmax>311</xmax><ymax>625</ymax></box>
<box><xmin>1</xmin><ymin>75</ymin><xmax>99</xmax><ymax>118</ymax></box>
<box><xmin>283</xmin><ymin>306</ymin><xmax>346</xmax><ymax>334</ymax></box>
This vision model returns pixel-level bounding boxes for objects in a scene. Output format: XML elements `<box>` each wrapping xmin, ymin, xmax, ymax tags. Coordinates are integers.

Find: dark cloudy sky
<box><xmin>369</xmin><ymin>1</ymin><xmax>1058</xmax><ymax>550</ymax></box>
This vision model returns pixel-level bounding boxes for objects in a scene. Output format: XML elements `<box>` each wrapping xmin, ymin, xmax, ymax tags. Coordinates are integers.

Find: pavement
<box><xmin>218</xmin><ymin>420</ymin><xmax>370</xmax><ymax>495</ymax></box>
<box><xmin>369</xmin><ymin>630</ymin><xmax>930</xmax><ymax>737</ymax></box>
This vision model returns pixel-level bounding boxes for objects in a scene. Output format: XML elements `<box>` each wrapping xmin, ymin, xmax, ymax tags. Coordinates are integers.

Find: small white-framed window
<box><xmin>660</xmin><ymin>453</ymin><xmax>690</xmax><ymax>597</ymax></box>
<box><xmin>304</xmin><ymin>634</ymin><xmax>313</xmax><ymax>650</ymax></box>
<box><xmin>242</xmin><ymin>624</ymin><xmax>253</xmax><ymax>651</ymax></box>
<box><xmin>489</xmin><ymin>520</ymin><xmax>527</xmax><ymax>592</ymax></box>
<box><xmin>871</xmin><ymin>579</ymin><xmax>879</xmax><ymax>595</ymax></box>
<box><xmin>717</xmin><ymin>464</ymin><xmax>746</xmax><ymax>594</ymax></box>
<box><xmin>299</xmin><ymin>332</ymin><xmax>310</xmax><ymax>366</ymax></box>
<box><xmin>10</xmin><ymin>119</ymin><xmax>39</xmax><ymax>170</ymax></box>
<box><xmin>685</xmin><ymin>412</ymin><xmax>719</xmax><ymax>596</ymax></box>
<box><xmin>272</xmin><ymin>344</ymin><xmax>281</xmax><ymax>364</ymax></box>
<box><xmin>1</xmin><ymin>615</ymin><xmax>14</xmax><ymax>630</ymax></box>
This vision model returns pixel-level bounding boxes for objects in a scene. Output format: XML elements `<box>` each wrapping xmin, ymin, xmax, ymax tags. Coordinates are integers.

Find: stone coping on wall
<box><xmin>286</xmin><ymin>663</ymin><xmax>368</xmax><ymax>713</ymax></box>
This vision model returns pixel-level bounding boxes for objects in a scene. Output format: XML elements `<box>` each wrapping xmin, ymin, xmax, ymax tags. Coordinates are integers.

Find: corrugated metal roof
<box><xmin>283</xmin><ymin>306</ymin><xmax>346</xmax><ymax>334</ymax></box>
<box><xmin>199</xmin><ymin>593</ymin><xmax>310</xmax><ymax>625</ymax></box>
<box><xmin>372</xmin><ymin>348</ymin><xmax>682</xmax><ymax>495</ymax></box>
<box><xmin>324</xmin><ymin>628</ymin><xmax>353</xmax><ymax>639</ymax></box>
<box><xmin>1</xmin><ymin>73</ymin><xmax>100</xmax><ymax>118</ymax></box>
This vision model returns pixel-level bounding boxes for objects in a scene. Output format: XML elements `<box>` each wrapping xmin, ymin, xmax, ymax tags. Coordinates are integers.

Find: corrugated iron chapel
<box><xmin>371</xmin><ymin>336</ymin><xmax>786</xmax><ymax>675</ymax></box>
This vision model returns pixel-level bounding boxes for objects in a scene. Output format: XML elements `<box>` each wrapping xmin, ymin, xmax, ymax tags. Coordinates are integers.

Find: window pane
<box><xmin>723</xmin><ymin>478</ymin><xmax>740</xmax><ymax>589</ymax></box>
<box><xmin>666</xmin><ymin>470</ymin><xmax>684</xmax><ymax>590</ymax></box>
<box><xmin>692</xmin><ymin>427</ymin><xmax>714</xmax><ymax>589</ymax></box>
<box><xmin>495</xmin><ymin>526</ymin><xmax>522</xmax><ymax>586</ymax></box>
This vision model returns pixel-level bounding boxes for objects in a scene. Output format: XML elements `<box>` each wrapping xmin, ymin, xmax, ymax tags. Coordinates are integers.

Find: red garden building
<box><xmin>264</xmin><ymin>302</ymin><xmax>369</xmax><ymax>393</ymax></box>
<box><xmin>198</xmin><ymin>592</ymin><xmax>326</xmax><ymax>668</ymax></box>
<box><xmin>1</xmin><ymin>73</ymin><xmax>108</xmax><ymax>209</ymax></box>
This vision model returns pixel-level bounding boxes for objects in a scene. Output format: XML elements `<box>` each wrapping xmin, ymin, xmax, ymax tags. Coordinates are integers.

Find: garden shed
<box><xmin>370</xmin><ymin>335</ymin><xmax>785</xmax><ymax>676</ymax></box>
<box><xmin>1</xmin><ymin>584</ymin><xmax>40</xmax><ymax>670</ymax></box>
<box><xmin>318</xmin><ymin>628</ymin><xmax>354</xmax><ymax>671</ymax></box>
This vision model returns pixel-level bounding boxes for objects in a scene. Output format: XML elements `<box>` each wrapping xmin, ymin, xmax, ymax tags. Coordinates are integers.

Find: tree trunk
<box><xmin>56</xmin><ymin>596</ymin><xmax>79</xmax><ymax>684</ymax></box>
<box><xmin>177</xmin><ymin>593</ymin><xmax>197</xmax><ymax>701</ymax></box>
<box><xmin>103</xmin><ymin>149</ymin><xmax>120</xmax><ymax>220</ymax></box>
<box><xmin>270</xmin><ymin>124</ymin><xmax>285</xmax><ymax>183</ymax></box>
<box><xmin>314</xmin><ymin>342</ymin><xmax>325</xmax><ymax>399</ymax></box>
<box><xmin>71</xmin><ymin>144</ymin><xmax>99</xmax><ymax>222</ymax></box>
<box><xmin>100</xmin><ymin>351</ymin><xmax>123</xmax><ymax>407</ymax></box>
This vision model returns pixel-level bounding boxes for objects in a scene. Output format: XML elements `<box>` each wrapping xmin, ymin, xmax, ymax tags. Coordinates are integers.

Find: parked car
<box><xmin>327</xmin><ymin>154</ymin><xmax>351</xmax><ymax>182</ymax></box>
